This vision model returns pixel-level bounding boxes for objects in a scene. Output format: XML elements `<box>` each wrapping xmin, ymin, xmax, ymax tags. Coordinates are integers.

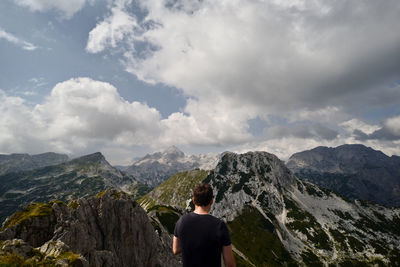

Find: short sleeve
<box><xmin>174</xmin><ymin>217</ymin><xmax>181</xmax><ymax>237</ymax></box>
<box><xmin>220</xmin><ymin>221</ymin><xmax>231</xmax><ymax>246</ymax></box>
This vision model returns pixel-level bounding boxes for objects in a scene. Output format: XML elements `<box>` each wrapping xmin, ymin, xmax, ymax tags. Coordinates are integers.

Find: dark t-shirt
<box><xmin>174</xmin><ymin>212</ymin><xmax>231</xmax><ymax>267</ymax></box>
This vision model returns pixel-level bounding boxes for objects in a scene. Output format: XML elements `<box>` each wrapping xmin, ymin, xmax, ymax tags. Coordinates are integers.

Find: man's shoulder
<box><xmin>178</xmin><ymin>212</ymin><xmax>223</xmax><ymax>222</ymax></box>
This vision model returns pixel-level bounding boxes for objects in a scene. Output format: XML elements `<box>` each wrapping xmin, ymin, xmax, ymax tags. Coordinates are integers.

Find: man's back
<box><xmin>174</xmin><ymin>212</ymin><xmax>231</xmax><ymax>267</ymax></box>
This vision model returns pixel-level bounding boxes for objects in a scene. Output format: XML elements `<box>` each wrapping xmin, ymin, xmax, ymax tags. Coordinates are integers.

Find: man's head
<box><xmin>192</xmin><ymin>183</ymin><xmax>214</xmax><ymax>207</ymax></box>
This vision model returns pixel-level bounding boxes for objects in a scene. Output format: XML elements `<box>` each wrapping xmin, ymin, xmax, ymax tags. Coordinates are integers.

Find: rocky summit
<box><xmin>0</xmin><ymin>189</ymin><xmax>179</xmax><ymax>267</ymax></box>
<box><xmin>141</xmin><ymin>151</ymin><xmax>400</xmax><ymax>266</ymax></box>
<box><xmin>286</xmin><ymin>144</ymin><xmax>400</xmax><ymax>207</ymax></box>
<box><xmin>125</xmin><ymin>146</ymin><xmax>218</xmax><ymax>187</ymax></box>
<box><xmin>0</xmin><ymin>152</ymin><xmax>140</xmax><ymax>224</ymax></box>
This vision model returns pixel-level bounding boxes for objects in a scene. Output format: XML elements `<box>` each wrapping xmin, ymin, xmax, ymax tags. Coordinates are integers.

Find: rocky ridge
<box><xmin>125</xmin><ymin>146</ymin><xmax>218</xmax><ymax>187</ymax></box>
<box><xmin>0</xmin><ymin>152</ymin><xmax>68</xmax><ymax>175</ymax></box>
<box><xmin>286</xmin><ymin>144</ymin><xmax>400</xmax><ymax>207</ymax></box>
<box><xmin>0</xmin><ymin>189</ymin><xmax>179</xmax><ymax>266</ymax></box>
<box><xmin>141</xmin><ymin>151</ymin><xmax>400</xmax><ymax>266</ymax></box>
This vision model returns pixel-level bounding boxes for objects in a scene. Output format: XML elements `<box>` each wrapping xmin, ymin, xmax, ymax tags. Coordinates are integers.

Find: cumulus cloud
<box><xmin>0</xmin><ymin>78</ymin><xmax>161</xmax><ymax>157</ymax></box>
<box><xmin>113</xmin><ymin>0</ymin><xmax>400</xmax><ymax>113</ymax></box>
<box><xmin>14</xmin><ymin>0</ymin><xmax>90</xmax><ymax>19</ymax></box>
<box><xmin>352</xmin><ymin>115</ymin><xmax>400</xmax><ymax>141</ymax></box>
<box><xmin>159</xmin><ymin>98</ymin><xmax>257</xmax><ymax>146</ymax></box>
<box><xmin>0</xmin><ymin>27</ymin><xmax>38</xmax><ymax>50</ymax></box>
<box><xmin>86</xmin><ymin>0</ymin><xmax>139</xmax><ymax>53</ymax></box>
<box><xmin>340</xmin><ymin>119</ymin><xmax>381</xmax><ymax>135</ymax></box>
<box><xmin>85</xmin><ymin>0</ymin><xmax>400</xmax><ymax>151</ymax></box>
<box><xmin>385</xmin><ymin>116</ymin><xmax>400</xmax><ymax>136</ymax></box>
<box><xmin>267</xmin><ymin>123</ymin><xmax>338</xmax><ymax>141</ymax></box>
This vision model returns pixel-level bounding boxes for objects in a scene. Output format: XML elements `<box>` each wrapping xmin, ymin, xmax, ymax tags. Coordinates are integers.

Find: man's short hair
<box><xmin>193</xmin><ymin>183</ymin><xmax>214</xmax><ymax>206</ymax></box>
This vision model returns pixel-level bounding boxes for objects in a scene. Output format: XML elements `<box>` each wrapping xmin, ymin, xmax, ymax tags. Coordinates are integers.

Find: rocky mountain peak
<box><xmin>68</xmin><ymin>152</ymin><xmax>108</xmax><ymax>166</ymax></box>
<box><xmin>126</xmin><ymin>147</ymin><xmax>218</xmax><ymax>187</ymax></box>
<box><xmin>286</xmin><ymin>144</ymin><xmax>400</xmax><ymax>207</ymax></box>
<box><xmin>216</xmin><ymin>151</ymin><xmax>296</xmax><ymax>187</ymax></box>
<box><xmin>163</xmin><ymin>146</ymin><xmax>185</xmax><ymax>158</ymax></box>
<box><xmin>287</xmin><ymin>144</ymin><xmax>390</xmax><ymax>174</ymax></box>
<box><xmin>206</xmin><ymin>151</ymin><xmax>297</xmax><ymax>221</ymax></box>
<box><xmin>0</xmin><ymin>189</ymin><xmax>179</xmax><ymax>266</ymax></box>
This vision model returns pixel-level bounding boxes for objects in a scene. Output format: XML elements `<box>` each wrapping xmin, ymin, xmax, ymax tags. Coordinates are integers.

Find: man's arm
<box><xmin>172</xmin><ymin>236</ymin><xmax>181</xmax><ymax>255</ymax></box>
<box><xmin>222</xmin><ymin>245</ymin><xmax>236</xmax><ymax>267</ymax></box>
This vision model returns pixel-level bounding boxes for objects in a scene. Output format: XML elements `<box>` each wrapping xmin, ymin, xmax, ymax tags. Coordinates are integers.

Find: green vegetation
<box><xmin>330</xmin><ymin>209</ymin><xmax>353</xmax><ymax>220</ymax></box>
<box><xmin>57</xmin><ymin>251</ymin><xmax>81</xmax><ymax>265</ymax></box>
<box><xmin>140</xmin><ymin>169</ymin><xmax>209</xmax><ymax>210</ymax></box>
<box><xmin>214</xmin><ymin>177</ymin><xmax>231</xmax><ymax>203</ymax></box>
<box><xmin>346</xmin><ymin>236</ymin><xmax>364</xmax><ymax>253</ymax></box>
<box><xmin>148</xmin><ymin>205</ymin><xmax>182</xmax><ymax>235</ymax></box>
<box><xmin>227</xmin><ymin>206</ymin><xmax>295</xmax><ymax>267</ymax></box>
<box><xmin>233</xmin><ymin>251</ymin><xmax>253</xmax><ymax>267</ymax></box>
<box><xmin>128</xmin><ymin>183</ymin><xmax>153</xmax><ymax>200</ymax></box>
<box><xmin>111</xmin><ymin>191</ymin><xmax>127</xmax><ymax>199</ymax></box>
<box><xmin>353</xmin><ymin>211</ymin><xmax>400</xmax><ymax>238</ymax></box>
<box><xmin>301</xmin><ymin>249</ymin><xmax>323</xmax><ymax>266</ymax></box>
<box><xmin>231</xmin><ymin>171</ymin><xmax>253</xmax><ymax>193</ymax></box>
<box><xmin>329</xmin><ymin>228</ymin><xmax>348</xmax><ymax>250</ymax></box>
<box><xmin>304</xmin><ymin>183</ymin><xmax>324</xmax><ymax>198</ymax></box>
<box><xmin>96</xmin><ymin>190</ymin><xmax>107</xmax><ymax>198</ymax></box>
<box><xmin>284</xmin><ymin>196</ymin><xmax>331</xmax><ymax>251</ymax></box>
<box><xmin>0</xmin><ymin>244</ymin><xmax>81</xmax><ymax>267</ymax></box>
<box><xmin>2</xmin><ymin>202</ymin><xmax>55</xmax><ymax>230</ymax></box>
<box><xmin>338</xmin><ymin>259</ymin><xmax>370</xmax><ymax>267</ymax></box>
<box><xmin>68</xmin><ymin>200</ymin><xmax>79</xmax><ymax>210</ymax></box>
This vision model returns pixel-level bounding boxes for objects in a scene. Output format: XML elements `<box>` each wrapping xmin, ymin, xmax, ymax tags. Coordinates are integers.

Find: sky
<box><xmin>0</xmin><ymin>0</ymin><xmax>399</xmax><ymax>165</ymax></box>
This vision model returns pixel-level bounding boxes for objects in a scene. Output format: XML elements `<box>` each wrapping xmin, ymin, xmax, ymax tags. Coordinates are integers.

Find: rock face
<box><xmin>0</xmin><ymin>152</ymin><xmax>68</xmax><ymax>175</ymax></box>
<box><xmin>286</xmin><ymin>144</ymin><xmax>400</xmax><ymax>207</ymax></box>
<box><xmin>141</xmin><ymin>151</ymin><xmax>400</xmax><ymax>266</ymax></box>
<box><xmin>0</xmin><ymin>152</ymin><xmax>139</xmax><ymax>224</ymax></box>
<box><xmin>0</xmin><ymin>190</ymin><xmax>179</xmax><ymax>267</ymax></box>
<box><xmin>125</xmin><ymin>146</ymin><xmax>218</xmax><ymax>187</ymax></box>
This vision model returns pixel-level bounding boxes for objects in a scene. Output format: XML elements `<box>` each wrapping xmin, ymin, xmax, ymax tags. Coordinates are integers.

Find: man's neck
<box><xmin>194</xmin><ymin>205</ymin><xmax>211</xmax><ymax>215</ymax></box>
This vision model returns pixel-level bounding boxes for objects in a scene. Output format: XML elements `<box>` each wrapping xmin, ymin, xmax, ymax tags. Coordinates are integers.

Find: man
<box><xmin>173</xmin><ymin>183</ymin><xmax>236</xmax><ymax>267</ymax></box>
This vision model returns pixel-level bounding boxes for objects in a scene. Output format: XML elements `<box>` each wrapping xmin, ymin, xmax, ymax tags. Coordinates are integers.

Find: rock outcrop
<box><xmin>0</xmin><ymin>189</ymin><xmax>179</xmax><ymax>266</ymax></box>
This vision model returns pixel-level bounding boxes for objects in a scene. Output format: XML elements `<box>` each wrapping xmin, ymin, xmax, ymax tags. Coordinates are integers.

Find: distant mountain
<box><xmin>0</xmin><ymin>189</ymin><xmax>179</xmax><ymax>266</ymax></box>
<box><xmin>125</xmin><ymin>146</ymin><xmax>218</xmax><ymax>186</ymax></box>
<box><xmin>140</xmin><ymin>151</ymin><xmax>400</xmax><ymax>266</ymax></box>
<box><xmin>286</xmin><ymin>144</ymin><xmax>400</xmax><ymax>207</ymax></box>
<box><xmin>0</xmin><ymin>152</ymin><xmax>68</xmax><ymax>175</ymax></box>
<box><xmin>0</xmin><ymin>152</ymin><xmax>140</xmax><ymax>224</ymax></box>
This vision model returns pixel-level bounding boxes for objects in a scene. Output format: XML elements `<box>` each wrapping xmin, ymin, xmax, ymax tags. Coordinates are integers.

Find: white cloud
<box><xmin>340</xmin><ymin>119</ymin><xmax>381</xmax><ymax>135</ymax></box>
<box><xmin>384</xmin><ymin>116</ymin><xmax>400</xmax><ymax>136</ymax></box>
<box><xmin>86</xmin><ymin>0</ymin><xmax>139</xmax><ymax>53</ymax></box>
<box><xmin>159</xmin><ymin>98</ymin><xmax>256</xmax><ymax>146</ymax></box>
<box><xmin>0</xmin><ymin>78</ymin><xmax>161</xmax><ymax>157</ymax></box>
<box><xmin>118</xmin><ymin>0</ymin><xmax>400</xmax><ymax>114</ymax></box>
<box><xmin>234</xmin><ymin>136</ymin><xmax>400</xmax><ymax>161</ymax></box>
<box><xmin>85</xmin><ymin>0</ymin><xmax>400</xmax><ymax>150</ymax></box>
<box><xmin>0</xmin><ymin>28</ymin><xmax>38</xmax><ymax>51</ymax></box>
<box><xmin>14</xmin><ymin>0</ymin><xmax>90</xmax><ymax>19</ymax></box>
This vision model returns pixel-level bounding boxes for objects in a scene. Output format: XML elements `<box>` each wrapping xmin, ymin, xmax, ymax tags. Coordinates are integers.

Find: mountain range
<box><xmin>1</xmin><ymin>145</ymin><xmax>400</xmax><ymax>265</ymax></box>
<box><xmin>286</xmin><ymin>144</ymin><xmax>400</xmax><ymax>207</ymax></box>
<box><xmin>0</xmin><ymin>152</ymin><xmax>142</xmax><ymax>224</ymax></box>
<box><xmin>140</xmin><ymin>151</ymin><xmax>400</xmax><ymax>266</ymax></box>
<box><xmin>124</xmin><ymin>146</ymin><xmax>218</xmax><ymax>186</ymax></box>
<box><xmin>0</xmin><ymin>152</ymin><xmax>68</xmax><ymax>175</ymax></box>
